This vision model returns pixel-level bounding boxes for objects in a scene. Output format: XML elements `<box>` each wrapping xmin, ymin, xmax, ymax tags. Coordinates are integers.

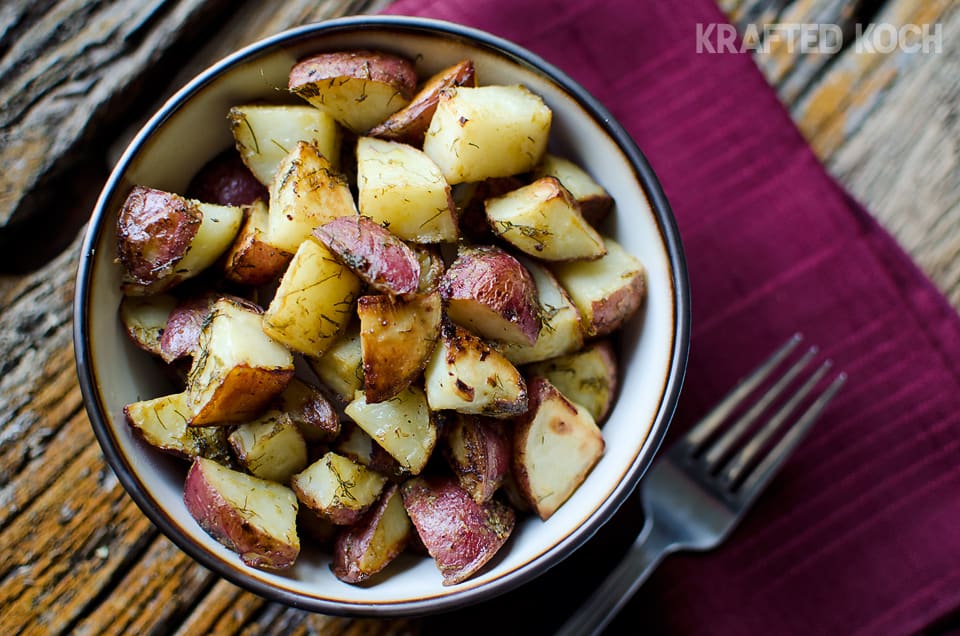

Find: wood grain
<box><xmin>0</xmin><ymin>0</ymin><xmax>956</xmax><ymax>634</ymax></box>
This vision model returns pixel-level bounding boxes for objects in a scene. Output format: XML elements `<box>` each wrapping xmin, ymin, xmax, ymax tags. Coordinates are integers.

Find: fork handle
<box><xmin>555</xmin><ymin>517</ymin><xmax>675</xmax><ymax>636</ymax></box>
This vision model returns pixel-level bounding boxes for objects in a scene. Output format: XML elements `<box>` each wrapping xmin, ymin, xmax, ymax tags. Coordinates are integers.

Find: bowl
<box><xmin>73</xmin><ymin>15</ymin><xmax>690</xmax><ymax>617</ymax></box>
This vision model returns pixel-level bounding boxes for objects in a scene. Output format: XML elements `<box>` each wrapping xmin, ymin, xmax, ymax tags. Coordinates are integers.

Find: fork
<box><xmin>555</xmin><ymin>334</ymin><xmax>847</xmax><ymax>636</ymax></box>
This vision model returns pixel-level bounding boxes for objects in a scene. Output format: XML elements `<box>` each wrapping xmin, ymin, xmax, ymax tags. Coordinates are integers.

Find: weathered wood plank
<box><xmin>822</xmin><ymin>5</ymin><xmax>960</xmax><ymax>306</ymax></box>
<box><xmin>0</xmin><ymin>0</ymin><xmax>232</xmax><ymax>229</ymax></box>
<box><xmin>71</xmin><ymin>535</ymin><xmax>214</xmax><ymax>636</ymax></box>
<box><xmin>0</xmin><ymin>440</ymin><xmax>157</xmax><ymax>635</ymax></box>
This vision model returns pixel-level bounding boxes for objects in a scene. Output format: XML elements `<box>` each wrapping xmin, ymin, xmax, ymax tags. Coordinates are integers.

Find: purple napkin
<box><xmin>384</xmin><ymin>0</ymin><xmax>960</xmax><ymax>633</ymax></box>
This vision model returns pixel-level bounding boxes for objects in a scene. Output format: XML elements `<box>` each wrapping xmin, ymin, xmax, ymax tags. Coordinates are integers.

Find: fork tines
<box><xmin>677</xmin><ymin>334</ymin><xmax>846</xmax><ymax>501</ymax></box>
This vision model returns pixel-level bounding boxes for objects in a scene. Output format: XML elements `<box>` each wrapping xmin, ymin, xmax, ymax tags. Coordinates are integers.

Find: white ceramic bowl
<box><xmin>74</xmin><ymin>15</ymin><xmax>689</xmax><ymax>617</ymax></box>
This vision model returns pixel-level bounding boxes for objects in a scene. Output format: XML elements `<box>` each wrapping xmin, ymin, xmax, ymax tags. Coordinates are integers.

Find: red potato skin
<box><xmin>186</xmin><ymin>149</ymin><xmax>268</xmax><ymax>206</ymax></box>
<box><xmin>117</xmin><ymin>186</ymin><xmax>201</xmax><ymax>285</ymax></box>
<box><xmin>288</xmin><ymin>50</ymin><xmax>417</xmax><ymax>100</ymax></box>
<box><xmin>183</xmin><ymin>458</ymin><xmax>299</xmax><ymax>570</ymax></box>
<box><xmin>331</xmin><ymin>483</ymin><xmax>411</xmax><ymax>584</ymax></box>
<box><xmin>443</xmin><ymin>415</ymin><xmax>512</xmax><ymax>504</ymax></box>
<box><xmin>159</xmin><ymin>294</ymin><xmax>216</xmax><ymax>363</ymax></box>
<box><xmin>367</xmin><ymin>59</ymin><xmax>477</xmax><ymax>145</ymax></box>
<box><xmin>440</xmin><ymin>245</ymin><xmax>541</xmax><ymax>346</ymax></box>
<box><xmin>401</xmin><ymin>475</ymin><xmax>515</xmax><ymax>585</ymax></box>
<box><xmin>313</xmin><ymin>215</ymin><xmax>420</xmax><ymax>296</ymax></box>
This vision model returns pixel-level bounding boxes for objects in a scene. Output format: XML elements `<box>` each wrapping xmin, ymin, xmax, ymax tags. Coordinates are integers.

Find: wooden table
<box><xmin>1</xmin><ymin>0</ymin><xmax>956</xmax><ymax>633</ymax></box>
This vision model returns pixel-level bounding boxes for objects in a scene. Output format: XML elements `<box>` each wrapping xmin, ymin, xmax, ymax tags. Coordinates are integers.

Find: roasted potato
<box><xmin>550</xmin><ymin>236</ymin><xmax>646</xmax><ymax>337</ymax></box>
<box><xmin>186</xmin><ymin>297</ymin><xmax>295</xmax><ymax>425</ymax></box>
<box><xmin>442</xmin><ymin>414</ymin><xmax>511</xmax><ymax>504</ymax></box>
<box><xmin>512</xmin><ymin>376</ymin><xmax>604</xmax><ymax>520</ymax></box>
<box><xmin>229</xmin><ymin>104</ymin><xmax>341</xmax><ymax>185</ymax></box>
<box><xmin>184</xmin><ymin>457</ymin><xmax>300</xmax><ymax>570</ymax></box>
<box><xmin>355</xmin><ymin>136</ymin><xmax>458</xmax><ymax>243</ymax></box>
<box><xmin>222</xmin><ymin>200</ymin><xmax>293</xmax><ymax>287</ymax></box>
<box><xmin>532</xmin><ymin>154</ymin><xmax>614</xmax><ymax>227</ymax></box>
<box><xmin>525</xmin><ymin>340</ymin><xmax>619</xmax><ymax>423</ymax></box>
<box><xmin>331</xmin><ymin>483</ymin><xmax>413</xmax><ymax>584</ymax></box>
<box><xmin>401</xmin><ymin>475</ymin><xmax>515</xmax><ymax>585</ymax></box>
<box><xmin>485</xmin><ymin>176</ymin><xmax>606</xmax><ymax>261</ymax></box>
<box><xmin>267</xmin><ymin>141</ymin><xmax>357</xmax><ymax>254</ymax></box>
<box><xmin>159</xmin><ymin>293</ymin><xmax>216</xmax><ymax>363</ymax></box>
<box><xmin>423</xmin><ymin>320</ymin><xmax>527</xmax><ymax>418</ymax></box>
<box><xmin>262</xmin><ymin>237</ymin><xmax>361</xmax><ymax>358</ymax></box>
<box><xmin>344</xmin><ymin>386</ymin><xmax>438</xmax><ymax>475</ymax></box>
<box><xmin>186</xmin><ymin>149</ymin><xmax>268</xmax><ymax>206</ymax></box>
<box><xmin>291</xmin><ymin>451</ymin><xmax>387</xmax><ymax>525</ymax></box>
<box><xmin>123</xmin><ymin>391</ymin><xmax>232</xmax><ymax>463</ymax></box>
<box><xmin>117</xmin><ymin>186</ymin><xmax>243</xmax><ymax>294</ymax></box>
<box><xmin>500</xmin><ymin>257</ymin><xmax>583</xmax><ymax>365</ymax></box>
<box><xmin>118</xmin><ymin>293</ymin><xmax>177</xmax><ymax>356</ymax></box>
<box><xmin>422</xmin><ymin>84</ymin><xmax>551</xmax><ymax>184</ymax></box>
<box><xmin>314</xmin><ymin>215</ymin><xmax>421</xmax><ymax>297</ymax></box>
<box><xmin>440</xmin><ymin>244</ymin><xmax>541</xmax><ymax>347</ymax></box>
<box><xmin>306</xmin><ymin>324</ymin><xmax>364</xmax><ymax>403</ymax></box>
<box><xmin>276</xmin><ymin>377</ymin><xmax>340</xmax><ymax>443</ymax></box>
<box><xmin>288</xmin><ymin>50</ymin><xmax>417</xmax><ymax>133</ymax></box>
<box><xmin>228</xmin><ymin>411</ymin><xmax>309</xmax><ymax>484</ymax></box>
<box><xmin>368</xmin><ymin>59</ymin><xmax>477</xmax><ymax>145</ymax></box>
<box><xmin>357</xmin><ymin>291</ymin><xmax>441</xmax><ymax>403</ymax></box>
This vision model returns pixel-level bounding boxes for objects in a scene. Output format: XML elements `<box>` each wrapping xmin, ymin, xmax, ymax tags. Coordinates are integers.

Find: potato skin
<box><xmin>186</xmin><ymin>149</ymin><xmax>267</xmax><ymax>206</ymax></box>
<box><xmin>442</xmin><ymin>414</ymin><xmax>511</xmax><ymax>504</ymax></box>
<box><xmin>288</xmin><ymin>50</ymin><xmax>418</xmax><ymax>100</ymax></box>
<box><xmin>288</xmin><ymin>51</ymin><xmax>418</xmax><ymax>133</ymax></box>
<box><xmin>440</xmin><ymin>245</ymin><xmax>541</xmax><ymax>346</ymax></box>
<box><xmin>368</xmin><ymin>59</ymin><xmax>476</xmax><ymax>146</ymax></box>
<box><xmin>117</xmin><ymin>186</ymin><xmax>201</xmax><ymax>285</ymax></box>
<box><xmin>314</xmin><ymin>215</ymin><xmax>420</xmax><ymax>297</ymax></box>
<box><xmin>183</xmin><ymin>457</ymin><xmax>300</xmax><ymax>570</ymax></box>
<box><xmin>331</xmin><ymin>483</ymin><xmax>412</xmax><ymax>584</ymax></box>
<box><xmin>401</xmin><ymin>475</ymin><xmax>515</xmax><ymax>585</ymax></box>
<box><xmin>159</xmin><ymin>294</ymin><xmax>216</xmax><ymax>363</ymax></box>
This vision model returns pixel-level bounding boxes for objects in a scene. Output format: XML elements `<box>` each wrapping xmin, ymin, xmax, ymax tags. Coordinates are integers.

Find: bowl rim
<box><xmin>73</xmin><ymin>14</ymin><xmax>690</xmax><ymax>617</ymax></box>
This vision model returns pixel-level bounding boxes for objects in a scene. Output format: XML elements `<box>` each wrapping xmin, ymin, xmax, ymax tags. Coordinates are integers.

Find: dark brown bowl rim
<box><xmin>73</xmin><ymin>14</ymin><xmax>690</xmax><ymax>618</ymax></box>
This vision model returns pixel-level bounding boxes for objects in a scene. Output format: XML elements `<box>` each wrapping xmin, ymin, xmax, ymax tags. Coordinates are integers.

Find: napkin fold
<box><xmin>384</xmin><ymin>0</ymin><xmax>960</xmax><ymax>633</ymax></box>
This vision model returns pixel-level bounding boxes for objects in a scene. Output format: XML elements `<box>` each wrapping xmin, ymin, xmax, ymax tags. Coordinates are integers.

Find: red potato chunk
<box><xmin>401</xmin><ymin>475</ymin><xmax>515</xmax><ymax>585</ymax></box>
<box><xmin>443</xmin><ymin>414</ymin><xmax>512</xmax><ymax>504</ymax></box>
<box><xmin>117</xmin><ymin>186</ymin><xmax>201</xmax><ymax>286</ymax></box>
<box><xmin>332</xmin><ymin>483</ymin><xmax>413</xmax><ymax>584</ymax></box>
<box><xmin>314</xmin><ymin>215</ymin><xmax>420</xmax><ymax>297</ymax></box>
<box><xmin>440</xmin><ymin>244</ymin><xmax>541</xmax><ymax>346</ymax></box>
<box><xmin>184</xmin><ymin>457</ymin><xmax>300</xmax><ymax>570</ymax></box>
<box><xmin>288</xmin><ymin>50</ymin><xmax>417</xmax><ymax>134</ymax></box>
<box><xmin>512</xmin><ymin>376</ymin><xmax>605</xmax><ymax>520</ymax></box>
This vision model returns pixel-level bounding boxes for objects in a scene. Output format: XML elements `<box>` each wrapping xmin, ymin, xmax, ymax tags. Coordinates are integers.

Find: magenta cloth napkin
<box><xmin>382</xmin><ymin>0</ymin><xmax>960</xmax><ymax>634</ymax></box>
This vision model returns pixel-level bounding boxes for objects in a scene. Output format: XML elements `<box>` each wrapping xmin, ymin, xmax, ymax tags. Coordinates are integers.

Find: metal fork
<box><xmin>556</xmin><ymin>334</ymin><xmax>847</xmax><ymax>636</ymax></box>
